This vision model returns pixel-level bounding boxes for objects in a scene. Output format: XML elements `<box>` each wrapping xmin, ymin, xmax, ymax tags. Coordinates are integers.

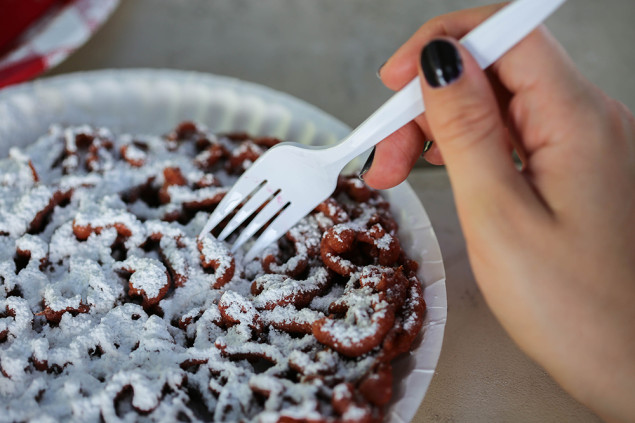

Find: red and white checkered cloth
<box><xmin>0</xmin><ymin>0</ymin><xmax>119</xmax><ymax>89</ymax></box>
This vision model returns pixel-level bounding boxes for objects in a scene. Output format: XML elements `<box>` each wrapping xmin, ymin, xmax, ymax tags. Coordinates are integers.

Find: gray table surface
<box><xmin>41</xmin><ymin>0</ymin><xmax>635</xmax><ymax>421</ymax></box>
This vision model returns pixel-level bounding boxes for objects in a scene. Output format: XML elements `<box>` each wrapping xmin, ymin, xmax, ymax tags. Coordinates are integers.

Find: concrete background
<box><xmin>49</xmin><ymin>0</ymin><xmax>635</xmax><ymax>129</ymax></box>
<box><xmin>40</xmin><ymin>1</ymin><xmax>634</xmax><ymax>422</ymax></box>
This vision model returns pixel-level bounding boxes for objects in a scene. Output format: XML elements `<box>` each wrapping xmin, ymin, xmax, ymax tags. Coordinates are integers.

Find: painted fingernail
<box><xmin>420</xmin><ymin>39</ymin><xmax>463</xmax><ymax>88</ymax></box>
<box><xmin>359</xmin><ymin>147</ymin><xmax>375</xmax><ymax>180</ymax></box>
<box><xmin>376</xmin><ymin>61</ymin><xmax>386</xmax><ymax>79</ymax></box>
<box><xmin>423</xmin><ymin>140</ymin><xmax>434</xmax><ymax>154</ymax></box>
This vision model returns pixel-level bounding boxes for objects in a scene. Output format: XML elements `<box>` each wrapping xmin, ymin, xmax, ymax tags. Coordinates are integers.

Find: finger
<box><xmin>360</xmin><ymin>121</ymin><xmax>427</xmax><ymax>190</ymax></box>
<box><xmin>379</xmin><ymin>3</ymin><xmax>508</xmax><ymax>91</ymax></box>
<box><xmin>493</xmin><ymin>27</ymin><xmax>603</xmax><ymax>155</ymax></box>
<box><xmin>413</xmin><ymin>113</ymin><xmax>434</xmax><ymax>143</ymax></box>
<box><xmin>411</xmin><ymin>113</ymin><xmax>452</xmax><ymax>165</ymax></box>
<box><xmin>378</xmin><ymin>3</ymin><xmax>517</xmax><ymax>169</ymax></box>
<box><xmin>362</xmin><ymin>111</ymin><xmax>443</xmax><ymax>185</ymax></box>
<box><xmin>419</xmin><ymin>38</ymin><xmax>546</xmax><ymax>224</ymax></box>
<box><xmin>411</xmin><ymin>113</ymin><xmax>447</xmax><ymax>165</ymax></box>
<box><xmin>380</xmin><ymin>67</ymin><xmax>516</xmax><ymax>169</ymax></box>
<box><xmin>422</xmin><ymin>142</ymin><xmax>445</xmax><ymax>165</ymax></box>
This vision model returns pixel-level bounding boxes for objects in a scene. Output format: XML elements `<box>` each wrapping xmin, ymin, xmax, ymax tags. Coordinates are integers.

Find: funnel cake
<box><xmin>0</xmin><ymin>122</ymin><xmax>426</xmax><ymax>422</ymax></box>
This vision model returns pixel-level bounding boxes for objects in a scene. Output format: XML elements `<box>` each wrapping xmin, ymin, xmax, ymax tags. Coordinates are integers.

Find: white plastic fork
<box><xmin>199</xmin><ymin>0</ymin><xmax>568</xmax><ymax>261</ymax></box>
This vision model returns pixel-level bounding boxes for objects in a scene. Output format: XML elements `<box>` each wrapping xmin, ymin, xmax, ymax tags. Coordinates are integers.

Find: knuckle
<box><xmin>425</xmin><ymin>16</ymin><xmax>446</xmax><ymax>32</ymax></box>
<box><xmin>432</xmin><ymin>100</ymin><xmax>501</xmax><ymax>149</ymax></box>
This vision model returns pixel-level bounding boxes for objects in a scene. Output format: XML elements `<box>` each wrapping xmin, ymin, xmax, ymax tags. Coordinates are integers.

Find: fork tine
<box><xmin>230</xmin><ymin>193</ymin><xmax>288</xmax><ymax>253</ymax></box>
<box><xmin>216</xmin><ymin>182</ymin><xmax>277</xmax><ymax>241</ymax></box>
<box><xmin>243</xmin><ymin>202</ymin><xmax>313</xmax><ymax>262</ymax></box>
<box><xmin>198</xmin><ymin>175</ymin><xmax>263</xmax><ymax>239</ymax></box>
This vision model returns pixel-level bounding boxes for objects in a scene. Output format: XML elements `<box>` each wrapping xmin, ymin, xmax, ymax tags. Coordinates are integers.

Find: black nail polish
<box><xmin>376</xmin><ymin>61</ymin><xmax>386</xmax><ymax>79</ymax></box>
<box><xmin>359</xmin><ymin>147</ymin><xmax>375</xmax><ymax>179</ymax></box>
<box><xmin>420</xmin><ymin>39</ymin><xmax>463</xmax><ymax>88</ymax></box>
<box><xmin>423</xmin><ymin>140</ymin><xmax>434</xmax><ymax>154</ymax></box>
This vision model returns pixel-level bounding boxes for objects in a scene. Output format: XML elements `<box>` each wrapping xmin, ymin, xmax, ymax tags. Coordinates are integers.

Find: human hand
<box><xmin>363</xmin><ymin>4</ymin><xmax>635</xmax><ymax>422</ymax></box>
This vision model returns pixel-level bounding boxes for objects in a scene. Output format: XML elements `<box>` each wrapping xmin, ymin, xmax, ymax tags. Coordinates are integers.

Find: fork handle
<box><xmin>327</xmin><ymin>0</ymin><xmax>568</xmax><ymax>170</ymax></box>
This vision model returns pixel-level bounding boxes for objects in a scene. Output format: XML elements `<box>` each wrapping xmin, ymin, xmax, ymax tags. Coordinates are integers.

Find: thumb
<box><xmin>419</xmin><ymin>38</ymin><xmax>538</xmax><ymax>223</ymax></box>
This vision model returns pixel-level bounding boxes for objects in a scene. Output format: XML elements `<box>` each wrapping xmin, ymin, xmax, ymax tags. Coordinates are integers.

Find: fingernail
<box><xmin>423</xmin><ymin>140</ymin><xmax>434</xmax><ymax>154</ymax></box>
<box><xmin>359</xmin><ymin>147</ymin><xmax>375</xmax><ymax>179</ymax></box>
<box><xmin>376</xmin><ymin>61</ymin><xmax>386</xmax><ymax>79</ymax></box>
<box><xmin>420</xmin><ymin>39</ymin><xmax>463</xmax><ymax>88</ymax></box>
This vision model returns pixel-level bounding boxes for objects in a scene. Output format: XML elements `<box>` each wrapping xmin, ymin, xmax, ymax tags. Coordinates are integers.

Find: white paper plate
<box><xmin>0</xmin><ymin>69</ymin><xmax>447</xmax><ymax>423</ymax></box>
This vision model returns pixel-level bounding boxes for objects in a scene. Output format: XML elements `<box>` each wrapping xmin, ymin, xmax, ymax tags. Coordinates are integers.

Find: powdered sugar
<box><xmin>0</xmin><ymin>184</ymin><xmax>55</xmax><ymax>237</ymax></box>
<box><xmin>318</xmin><ymin>285</ymin><xmax>391</xmax><ymax>346</ymax></box>
<box><xmin>199</xmin><ymin>234</ymin><xmax>233</xmax><ymax>280</ymax></box>
<box><xmin>118</xmin><ymin>256</ymin><xmax>167</xmax><ymax>300</ymax></box>
<box><xmin>252</xmin><ymin>267</ymin><xmax>329</xmax><ymax>310</ymax></box>
<box><xmin>0</xmin><ymin>123</ymin><xmax>425</xmax><ymax>422</ymax></box>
